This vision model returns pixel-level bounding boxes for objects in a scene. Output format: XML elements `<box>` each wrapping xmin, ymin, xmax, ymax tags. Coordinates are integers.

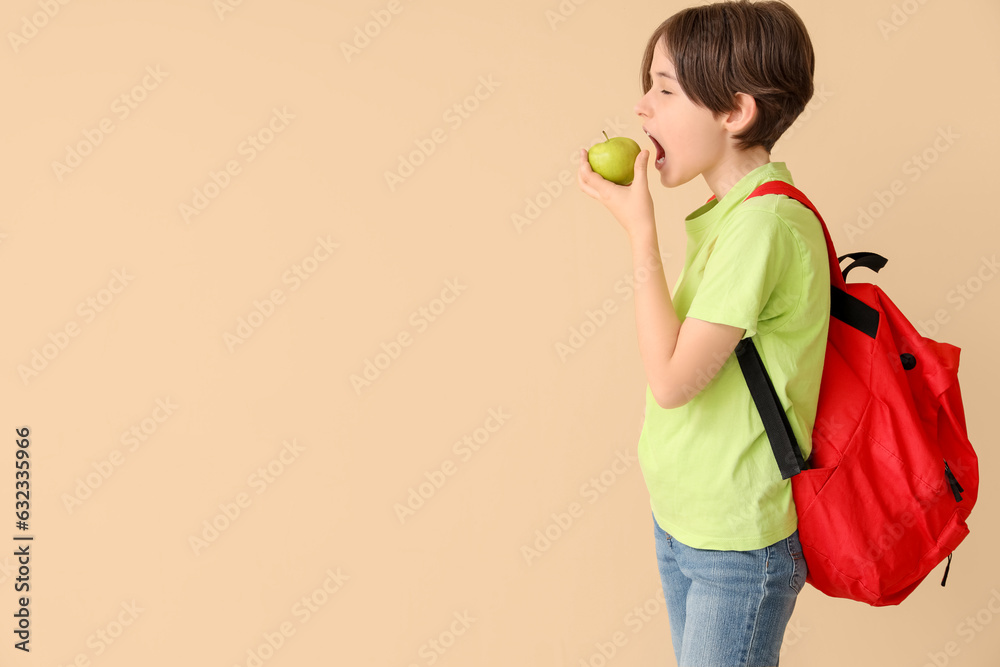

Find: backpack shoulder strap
<box><xmin>735</xmin><ymin>336</ymin><xmax>807</xmax><ymax>478</ymax></box>
<box><xmin>744</xmin><ymin>181</ymin><xmax>846</xmax><ymax>291</ymax></box>
<box><xmin>728</xmin><ymin>181</ymin><xmax>887</xmax><ymax>477</ymax></box>
<box><xmin>706</xmin><ymin>181</ymin><xmax>846</xmax><ymax>290</ymax></box>
<box><xmin>732</xmin><ymin>181</ymin><xmax>831</xmax><ymax>478</ymax></box>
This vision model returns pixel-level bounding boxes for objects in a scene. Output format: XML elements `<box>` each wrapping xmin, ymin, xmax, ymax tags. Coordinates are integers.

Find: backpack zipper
<box><xmin>941</xmin><ymin>462</ymin><xmax>965</xmax><ymax>587</ymax></box>
<box><xmin>941</xmin><ymin>553</ymin><xmax>953</xmax><ymax>587</ymax></box>
<box><xmin>944</xmin><ymin>459</ymin><xmax>964</xmax><ymax>502</ymax></box>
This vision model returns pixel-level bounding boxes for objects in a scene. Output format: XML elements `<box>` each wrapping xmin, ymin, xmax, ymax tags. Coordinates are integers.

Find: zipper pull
<box><xmin>944</xmin><ymin>460</ymin><xmax>964</xmax><ymax>502</ymax></box>
<box><xmin>941</xmin><ymin>553</ymin><xmax>953</xmax><ymax>586</ymax></box>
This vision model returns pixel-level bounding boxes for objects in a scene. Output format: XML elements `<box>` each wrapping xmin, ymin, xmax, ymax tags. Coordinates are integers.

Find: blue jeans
<box><xmin>652</xmin><ymin>510</ymin><xmax>807</xmax><ymax>666</ymax></box>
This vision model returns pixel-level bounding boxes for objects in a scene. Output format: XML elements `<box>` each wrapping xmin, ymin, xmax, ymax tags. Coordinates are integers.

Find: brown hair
<box><xmin>639</xmin><ymin>0</ymin><xmax>814</xmax><ymax>153</ymax></box>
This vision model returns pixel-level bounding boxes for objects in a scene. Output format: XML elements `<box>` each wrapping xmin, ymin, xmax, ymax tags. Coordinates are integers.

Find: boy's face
<box><xmin>635</xmin><ymin>40</ymin><xmax>728</xmax><ymax>189</ymax></box>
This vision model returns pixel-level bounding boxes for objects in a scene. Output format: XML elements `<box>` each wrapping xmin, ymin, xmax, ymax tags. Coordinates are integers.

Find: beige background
<box><xmin>2</xmin><ymin>0</ymin><xmax>997</xmax><ymax>665</ymax></box>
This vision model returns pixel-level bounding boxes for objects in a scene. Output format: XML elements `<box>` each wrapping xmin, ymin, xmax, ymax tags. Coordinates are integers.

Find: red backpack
<box><xmin>723</xmin><ymin>180</ymin><xmax>978</xmax><ymax>606</ymax></box>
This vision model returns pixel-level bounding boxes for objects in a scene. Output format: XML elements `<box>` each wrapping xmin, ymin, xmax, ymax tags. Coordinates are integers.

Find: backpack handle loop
<box><xmin>839</xmin><ymin>252</ymin><xmax>888</xmax><ymax>283</ymax></box>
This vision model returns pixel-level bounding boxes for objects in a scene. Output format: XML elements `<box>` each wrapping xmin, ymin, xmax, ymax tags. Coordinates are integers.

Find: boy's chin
<box><xmin>654</xmin><ymin>161</ymin><xmax>676</xmax><ymax>185</ymax></box>
<box><xmin>655</xmin><ymin>168</ymin><xmax>681</xmax><ymax>188</ymax></box>
<box><xmin>658</xmin><ymin>166</ymin><xmax>698</xmax><ymax>189</ymax></box>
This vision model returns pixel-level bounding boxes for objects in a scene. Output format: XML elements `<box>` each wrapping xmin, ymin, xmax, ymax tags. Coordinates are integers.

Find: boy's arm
<box><xmin>630</xmin><ymin>229</ymin><xmax>745</xmax><ymax>409</ymax></box>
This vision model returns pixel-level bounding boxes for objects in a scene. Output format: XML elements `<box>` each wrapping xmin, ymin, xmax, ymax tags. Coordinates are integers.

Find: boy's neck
<box><xmin>703</xmin><ymin>146</ymin><xmax>772</xmax><ymax>201</ymax></box>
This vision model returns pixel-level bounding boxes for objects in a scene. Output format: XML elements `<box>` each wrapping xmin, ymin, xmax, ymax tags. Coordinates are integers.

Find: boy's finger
<box><xmin>631</xmin><ymin>150</ymin><xmax>650</xmax><ymax>186</ymax></box>
<box><xmin>578</xmin><ymin>168</ymin><xmax>598</xmax><ymax>198</ymax></box>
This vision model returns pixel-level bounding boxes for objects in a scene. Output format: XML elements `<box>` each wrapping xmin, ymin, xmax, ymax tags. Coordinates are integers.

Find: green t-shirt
<box><xmin>637</xmin><ymin>161</ymin><xmax>831</xmax><ymax>551</ymax></box>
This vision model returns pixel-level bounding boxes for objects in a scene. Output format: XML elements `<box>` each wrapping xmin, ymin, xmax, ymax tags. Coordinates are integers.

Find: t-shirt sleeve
<box><xmin>684</xmin><ymin>210</ymin><xmax>797</xmax><ymax>340</ymax></box>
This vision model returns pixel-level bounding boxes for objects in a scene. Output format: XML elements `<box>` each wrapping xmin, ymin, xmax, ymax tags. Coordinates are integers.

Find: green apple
<box><xmin>587</xmin><ymin>131</ymin><xmax>642</xmax><ymax>185</ymax></box>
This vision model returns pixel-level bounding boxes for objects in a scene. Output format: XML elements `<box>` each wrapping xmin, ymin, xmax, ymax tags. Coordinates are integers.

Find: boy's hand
<box><xmin>578</xmin><ymin>148</ymin><xmax>655</xmax><ymax>238</ymax></box>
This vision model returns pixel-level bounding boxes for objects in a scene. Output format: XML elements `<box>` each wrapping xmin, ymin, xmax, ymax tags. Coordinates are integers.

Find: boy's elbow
<box><xmin>653</xmin><ymin>383</ymin><xmax>691</xmax><ymax>410</ymax></box>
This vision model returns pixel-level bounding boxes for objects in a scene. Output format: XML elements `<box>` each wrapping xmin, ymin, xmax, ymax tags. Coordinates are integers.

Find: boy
<box><xmin>577</xmin><ymin>1</ymin><xmax>829</xmax><ymax>665</ymax></box>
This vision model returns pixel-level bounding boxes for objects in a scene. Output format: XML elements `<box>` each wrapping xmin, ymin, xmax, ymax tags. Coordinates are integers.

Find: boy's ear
<box><xmin>722</xmin><ymin>92</ymin><xmax>758</xmax><ymax>134</ymax></box>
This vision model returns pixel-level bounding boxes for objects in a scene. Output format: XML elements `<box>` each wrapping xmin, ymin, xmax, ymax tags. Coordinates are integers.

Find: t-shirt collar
<box><xmin>684</xmin><ymin>162</ymin><xmax>794</xmax><ymax>233</ymax></box>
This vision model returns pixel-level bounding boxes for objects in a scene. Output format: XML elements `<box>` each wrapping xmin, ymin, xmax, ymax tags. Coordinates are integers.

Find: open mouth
<box><xmin>644</xmin><ymin>128</ymin><xmax>666</xmax><ymax>168</ymax></box>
